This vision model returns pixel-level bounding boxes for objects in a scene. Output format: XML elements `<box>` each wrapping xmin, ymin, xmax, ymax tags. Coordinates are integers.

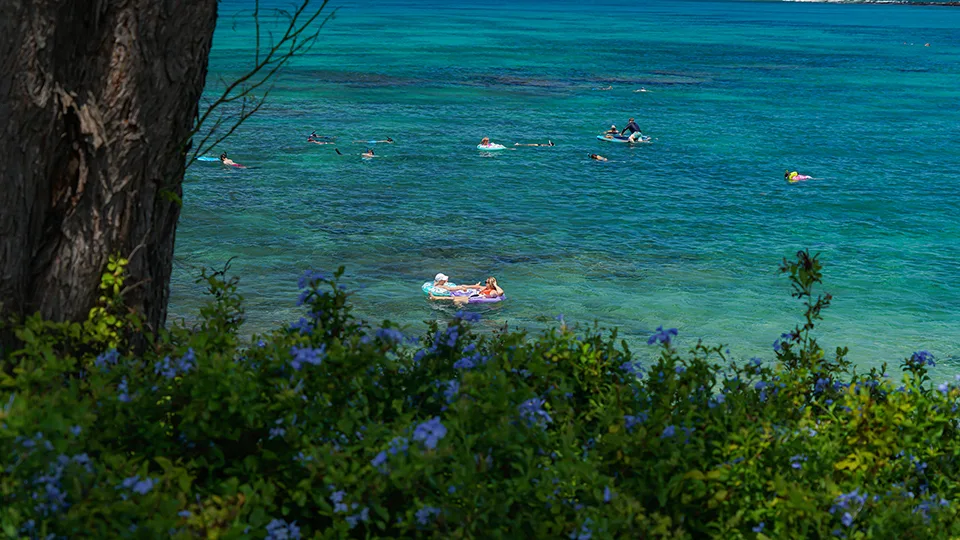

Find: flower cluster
<box><xmin>647</xmin><ymin>326</ymin><xmax>678</xmax><ymax>346</ymax></box>
<box><xmin>415</xmin><ymin>506</ymin><xmax>441</xmax><ymax>526</ymax></box>
<box><xmin>290</xmin><ymin>345</ymin><xmax>325</xmax><ymax>371</ymax></box>
<box><xmin>265</xmin><ymin>518</ymin><xmax>301</xmax><ymax>540</ymax></box>
<box><xmin>413</xmin><ymin>418</ymin><xmax>447</xmax><ymax>450</ymax></box>
<box><xmin>908</xmin><ymin>350</ymin><xmax>935</xmax><ymax>368</ymax></box>
<box><xmin>117</xmin><ymin>475</ymin><xmax>157</xmax><ymax>498</ymax></box>
<box><xmin>518</xmin><ymin>397</ymin><xmax>552</xmax><ymax>429</ymax></box>
<box><xmin>94</xmin><ymin>348</ymin><xmax>120</xmax><ymax>371</ymax></box>
<box><xmin>154</xmin><ymin>348</ymin><xmax>196</xmax><ymax>379</ymax></box>
<box><xmin>371</xmin><ymin>436</ymin><xmax>410</xmax><ymax>474</ymax></box>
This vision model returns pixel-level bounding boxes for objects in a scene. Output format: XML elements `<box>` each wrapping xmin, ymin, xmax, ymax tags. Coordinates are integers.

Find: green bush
<box><xmin>2</xmin><ymin>251</ymin><xmax>958</xmax><ymax>539</ymax></box>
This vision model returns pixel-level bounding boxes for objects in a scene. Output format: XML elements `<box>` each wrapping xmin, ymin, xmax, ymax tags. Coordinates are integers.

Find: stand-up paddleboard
<box><xmin>477</xmin><ymin>143</ymin><xmax>507</xmax><ymax>150</ymax></box>
<box><xmin>196</xmin><ymin>156</ymin><xmax>220</xmax><ymax>162</ymax></box>
<box><xmin>597</xmin><ymin>135</ymin><xmax>651</xmax><ymax>144</ymax></box>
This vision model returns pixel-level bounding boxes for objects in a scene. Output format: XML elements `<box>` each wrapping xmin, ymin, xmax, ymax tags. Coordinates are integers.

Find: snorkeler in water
<box><xmin>514</xmin><ymin>140</ymin><xmax>555</xmax><ymax>147</ymax></box>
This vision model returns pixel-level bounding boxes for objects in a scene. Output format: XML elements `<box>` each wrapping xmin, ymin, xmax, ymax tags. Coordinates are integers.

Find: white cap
<box><xmin>435</xmin><ymin>273</ymin><xmax>449</xmax><ymax>282</ymax></box>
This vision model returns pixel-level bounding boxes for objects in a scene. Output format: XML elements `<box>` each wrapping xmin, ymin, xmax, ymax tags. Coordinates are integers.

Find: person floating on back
<box><xmin>362</xmin><ymin>149</ymin><xmax>375</xmax><ymax>159</ymax></box>
<box><xmin>514</xmin><ymin>140</ymin><xmax>554</xmax><ymax>147</ymax></box>
<box><xmin>219</xmin><ymin>152</ymin><xmax>245</xmax><ymax>168</ymax></box>
<box><xmin>307</xmin><ymin>131</ymin><xmax>336</xmax><ymax>144</ymax></box>
<box><xmin>590</xmin><ymin>154</ymin><xmax>608</xmax><ymax>162</ymax></box>
<box><xmin>354</xmin><ymin>137</ymin><xmax>394</xmax><ymax>144</ymax></box>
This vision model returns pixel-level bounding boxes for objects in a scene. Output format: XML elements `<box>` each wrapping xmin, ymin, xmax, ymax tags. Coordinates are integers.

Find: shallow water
<box><xmin>171</xmin><ymin>0</ymin><xmax>960</xmax><ymax>371</ymax></box>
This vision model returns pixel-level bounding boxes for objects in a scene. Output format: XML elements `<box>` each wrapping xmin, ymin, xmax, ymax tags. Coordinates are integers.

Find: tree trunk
<box><xmin>0</xmin><ymin>0</ymin><xmax>218</xmax><ymax>332</ymax></box>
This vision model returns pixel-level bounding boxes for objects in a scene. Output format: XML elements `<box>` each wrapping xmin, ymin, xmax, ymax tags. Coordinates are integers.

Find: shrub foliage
<box><xmin>1</xmin><ymin>251</ymin><xmax>957</xmax><ymax>538</ymax></box>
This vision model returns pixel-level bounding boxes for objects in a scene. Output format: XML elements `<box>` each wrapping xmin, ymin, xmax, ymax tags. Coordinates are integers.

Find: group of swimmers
<box><xmin>426</xmin><ymin>273</ymin><xmax>504</xmax><ymax>305</ymax></box>
<box><xmin>220</xmin><ymin>125</ymin><xmax>809</xmax><ymax>182</ymax></box>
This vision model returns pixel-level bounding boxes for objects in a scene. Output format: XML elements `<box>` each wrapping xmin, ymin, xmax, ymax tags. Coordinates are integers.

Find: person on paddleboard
<box><xmin>621</xmin><ymin>118</ymin><xmax>645</xmax><ymax>142</ymax></box>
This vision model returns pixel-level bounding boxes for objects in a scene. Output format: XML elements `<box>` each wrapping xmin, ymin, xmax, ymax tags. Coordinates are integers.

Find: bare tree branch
<box><xmin>183</xmin><ymin>0</ymin><xmax>336</xmax><ymax>168</ymax></box>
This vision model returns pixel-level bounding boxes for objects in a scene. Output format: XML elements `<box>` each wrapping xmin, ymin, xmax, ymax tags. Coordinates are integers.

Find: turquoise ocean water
<box><xmin>171</xmin><ymin>0</ymin><xmax>960</xmax><ymax>371</ymax></box>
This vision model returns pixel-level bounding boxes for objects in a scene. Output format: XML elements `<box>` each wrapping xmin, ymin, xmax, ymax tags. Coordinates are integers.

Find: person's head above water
<box><xmin>434</xmin><ymin>273</ymin><xmax>449</xmax><ymax>285</ymax></box>
<box><xmin>628</xmin><ymin>118</ymin><xmax>634</xmax><ymax>122</ymax></box>
<box><xmin>219</xmin><ymin>153</ymin><xmax>227</xmax><ymax>160</ymax></box>
<box><xmin>481</xmin><ymin>137</ymin><xmax>490</xmax><ymax>144</ymax></box>
<box><xmin>386</xmin><ymin>137</ymin><xmax>394</xmax><ymax>142</ymax></box>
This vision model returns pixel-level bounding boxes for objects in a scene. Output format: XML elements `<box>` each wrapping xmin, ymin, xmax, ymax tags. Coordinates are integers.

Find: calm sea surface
<box><xmin>170</xmin><ymin>0</ymin><xmax>960</xmax><ymax>371</ymax></box>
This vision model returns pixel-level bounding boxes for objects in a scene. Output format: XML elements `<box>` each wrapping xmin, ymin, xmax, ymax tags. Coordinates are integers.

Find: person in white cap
<box><xmin>425</xmin><ymin>273</ymin><xmax>461</xmax><ymax>297</ymax></box>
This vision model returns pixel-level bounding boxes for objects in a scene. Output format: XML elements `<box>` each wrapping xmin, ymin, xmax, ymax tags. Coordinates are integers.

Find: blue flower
<box><xmin>555</xmin><ymin>314</ymin><xmax>564</xmax><ymax>323</ymax></box>
<box><xmin>413</xmin><ymin>417</ymin><xmax>447</xmax><ymax>450</ymax></box>
<box><xmin>289</xmin><ymin>317</ymin><xmax>313</xmax><ymax>334</ymax></box>
<box><xmin>773</xmin><ymin>339</ymin><xmax>782</xmax><ymax>352</ymax></box>
<box><xmin>415</xmin><ymin>506</ymin><xmax>441</xmax><ymax>526</ymax></box>
<box><xmin>841</xmin><ymin>512</ymin><xmax>854</xmax><ymax>527</ymax></box>
<box><xmin>831</xmin><ymin>489</ymin><xmax>867</xmax><ymax>515</ymax></box>
<box><xmin>132</xmin><ymin>477</ymin><xmax>156</xmax><ymax>495</ymax></box>
<box><xmin>443</xmin><ymin>380</ymin><xmax>460</xmax><ymax>403</ymax></box>
<box><xmin>938</xmin><ymin>382</ymin><xmax>950</xmax><ymax>394</ymax></box>
<box><xmin>345</xmin><ymin>507</ymin><xmax>370</xmax><ymax>529</ymax></box>
<box><xmin>661</xmin><ymin>425</ymin><xmax>676</xmax><ymax>438</ymax></box>
<box><xmin>751</xmin><ymin>357</ymin><xmax>763</xmax><ymax>367</ymax></box>
<box><xmin>708</xmin><ymin>394</ymin><xmax>725</xmax><ymax>408</ymax></box>
<box><xmin>620</xmin><ymin>361</ymin><xmax>644</xmax><ymax>378</ymax></box>
<box><xmin>117</xmin><ymin>377</ymin><xmax>131</xmax><ymax>402</ymax></box>
<box><xmin>453</xmin><ymin>352</ymin><xmax>488</xmax><ymax>370</ymax></box>
<box><xmin>648</xmin><ymin>325</ymin><xmax>678</xmax><ymax>346</ymax></box>
<box><xmin>269</xmin><ymin>427</ymin><xmax>286</xmax><ymax>440</ymax></box>
<box><xmin>297</xmin><ymin>270</ymin><xmax>326</xmax><ymax>290</ymax></box>
<box><xmin>752</xmin><ymin>522</ymin><xmax>765</xmax><ymax>533</ymax></box>
<box><xmin>909</xmin><ymin>350</ymin><xmax>935</xmax><ymax>367</ymax></box>
<box><xmin>624</xmin><ymin>412</ymin><xmax>648</xmax><ymax>432</ymax></box>
<box><xmin>95</xmin><ymin>349</ymin><xmax>119</xmax><ymax>370</ymax></box>
<box><xmin>375</xmin><ymin>327</ymin><xmax>407</xmax><ymax>344</ymax></box>
<box><xmin>675</xmin><ymin>364</ymin><xmax>686</xmax><ymax>374</ymax></box>
<box><xmin>790</xmin><ymin>454</ymin><xmax>807</xmax><ymax>470</ymax></box>
<box><xmin>154</xmin><ymin>348</ymin><xmax>196</xmax><ymax>379</ymax></box>
<box><xmin>603</xmin><ymin>486</ymin><xmax>614</xmax><ymax>503</ymax></box>
<box><xmin>389</xmin><ymin>436</ymin><xmax>409</xmax><ymax>455</ymax></box>
<box><xmin>265</xmin><ymin>518</ymin><xmax>301</xmax><ymax>540</ymax></box>
<box><xmin>70</xmin><ymin>425</ymin><xmax>82</xmax><ymax>436</ymax></box>
<box><xmin>518</xmin><ymin>397</ymin><xmax>553</xmax><ymax>428</ymax></box>
<box><xmin>290</xmin><ymin>345</ymin><xmax>325</xmax><ymax>371</ymax></box>
<box><xmin>569</xmin><ymin>520</ymin><xmax>593</xmax><ymax>540</ymax></box>
<box><xmin>178</xmin><ymin>511</ymin><xmax>191</xmax><ymax>518</ymax></box>
<box><xmin>455</xmin><ymin>311</ymin><xmax>482</xmax><ymax>322</ymax></box>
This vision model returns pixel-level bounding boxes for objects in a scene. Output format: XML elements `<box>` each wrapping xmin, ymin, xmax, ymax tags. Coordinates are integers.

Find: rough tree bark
<box><xmin>0</xmin><ymin>0</ymin><xmax>219</xmax><ymax>332</ymax></box>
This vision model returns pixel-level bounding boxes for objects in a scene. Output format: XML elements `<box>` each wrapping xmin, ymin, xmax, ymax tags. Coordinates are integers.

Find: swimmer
<box><xmin>514</xmin><ymin>140</ymin><xmax>555</xmax><ymax>147</ymax></box>
<box><xmin>354</xmin><ymin>137</ymin><xmax>395</xmax><ymax>144</ymax></box>
<box><xmin>362</xmin><ymin>149</ymin><xmax>375</xmax><ymax>158</ymax></box>
<box><xmin>593</xmin><ymin>85</ymin><xmax>613</xmax><ymax>91</ymax></box>
<box><xmin>429</xmin><ymin>277</ymin><xmax>503</xmax><ymax>305</ymax></box>
<box><xmin>634</xmin><ymin>87</ymin><xmax>648</xmax><ymax>93</ymax></box>
<box><xmin>603</xmin><ymin>125</ymin><xmax>619</xmax><ymax>136</ymax></box>
<box><xmin>307</xmin><ymin>131</ymin><xmax>335</xmax><ymax>143</ymax></box>
<box><xmin>219</xmin><ymin>152</ymin><xmax>245</xmax><ymax>168</ymax></box>
<box><xmin>589</xmin><ymin>154</ymin><xmax>608</xmax><ymax>162</ymax></box>
<box><xmin>479</xmin><ymin>137</ymin><xmax>498</xmax><ymax>147</ymax></box>
<box><xmin>784</xmin><ymin>170</ymin><xmax>812</xmax><ymax>183</ymax></box>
